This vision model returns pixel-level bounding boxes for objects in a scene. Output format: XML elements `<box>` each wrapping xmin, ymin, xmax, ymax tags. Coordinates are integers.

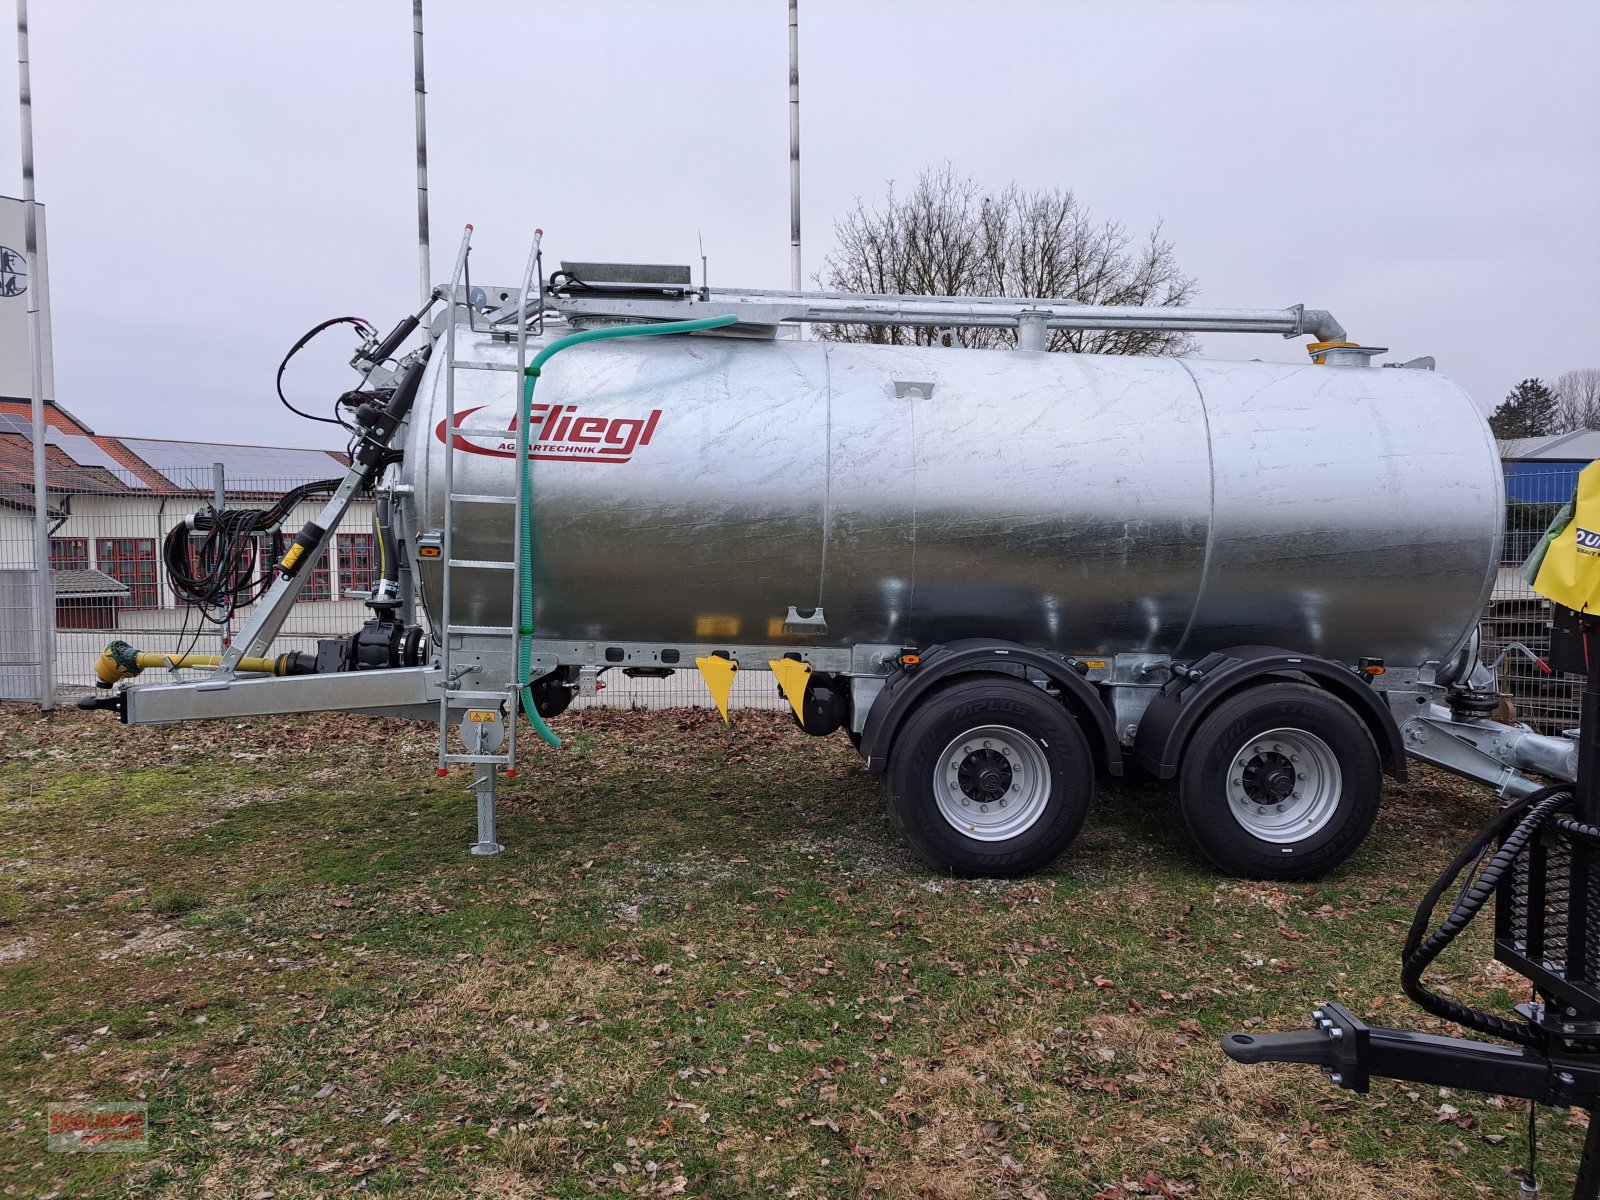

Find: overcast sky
<box><xmin>2</xmin><ymin>0</ymin><xmax>1597</xmax><ymax>450</ymax></box>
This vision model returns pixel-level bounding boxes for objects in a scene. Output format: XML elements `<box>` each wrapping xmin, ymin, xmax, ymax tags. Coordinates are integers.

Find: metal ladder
<box><xmin>433</xmin><ymin>226</ymin><xmax>527</xmax><ymax>852</ymax></box>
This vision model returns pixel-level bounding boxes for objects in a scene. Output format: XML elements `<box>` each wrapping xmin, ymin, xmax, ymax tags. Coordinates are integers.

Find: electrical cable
<box><xmin>163</xmin><ymin>591</ymin><xmax>205</xmax><ymax>669</ymax></box>
<box><xmin>163</xmin><ymin>478</ymin><xmax>343</xmax><ymax>622</ymax></box>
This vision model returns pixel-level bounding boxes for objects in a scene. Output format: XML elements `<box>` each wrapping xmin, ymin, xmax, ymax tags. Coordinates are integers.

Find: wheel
<box><xmin>1177</xmin><ymin>682</ymin><xmax>1381</xmax><ymax>880</ymax></box>
<box><xmin>884</xmin><ymin>677</ymin><xmax>1094</xmax><ymax>877</ymax></box>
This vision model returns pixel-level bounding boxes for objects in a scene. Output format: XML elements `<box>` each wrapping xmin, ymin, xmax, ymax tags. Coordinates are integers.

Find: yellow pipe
<box><xmin>132</xmin><ymin>652</ymin><xmax>286</xmax><ymax>674</ymax></box>
<box><xmin>93</xmin><ymin>639</ymin><xmax>294</xmax><ymax>686</ymax></box>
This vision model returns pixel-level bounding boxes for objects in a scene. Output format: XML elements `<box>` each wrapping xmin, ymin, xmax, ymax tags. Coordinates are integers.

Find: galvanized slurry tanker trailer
<box><xmin>80</xmin><ymin>227</ymin><xmax>1579</xmax><ymax>877</ymax></box>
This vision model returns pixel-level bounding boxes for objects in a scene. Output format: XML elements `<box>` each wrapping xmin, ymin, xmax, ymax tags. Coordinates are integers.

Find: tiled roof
<box><xmin>0</xmin><ymin>436</ymin><xmax>135</xmax><ymax>511</ymax></box>
<box><xmin>52</xmin><ymin>568</ymin><xmax>130</xmax><ymax>597</ymax></box>
<box><xmin>0</xmin><ymin>398</ymin><xmax>96</xmax><ymax>436</ymax></box>
<box><xmin>0</xmin><ymin>427</ymin><xmax>349</xmax><ymax>511</ymax></box>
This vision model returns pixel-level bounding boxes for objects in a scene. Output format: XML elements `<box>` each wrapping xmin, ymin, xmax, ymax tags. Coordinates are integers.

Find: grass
<box><xmin>0</xmin><ymin>701</ymin><xmax>1586</xmax><ymax>1198</ymax></box>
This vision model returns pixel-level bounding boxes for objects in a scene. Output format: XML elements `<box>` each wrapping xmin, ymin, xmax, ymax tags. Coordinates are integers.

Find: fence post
<box><xmin>18</xmin><ymin>0</ymin><xmax>54</xmax><ymax>712</ymax></box>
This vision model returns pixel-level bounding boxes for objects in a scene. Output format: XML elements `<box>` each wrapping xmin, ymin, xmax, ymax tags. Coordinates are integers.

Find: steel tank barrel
<box><xmin>400</xmin><ymin>323</ymin><xmax>1502</xmax><ymax>667</ymax></box>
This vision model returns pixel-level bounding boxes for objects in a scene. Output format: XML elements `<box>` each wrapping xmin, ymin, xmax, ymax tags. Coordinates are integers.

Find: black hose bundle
<box><xmin>1400</xmin><ymin>784</ymin><xmax>1577</xmax><ymax>1047</ymax></box>
<box><xmin>163</xmin><ymin>478</ymin><xmax>344</xmax><ymax>621</ymax></box>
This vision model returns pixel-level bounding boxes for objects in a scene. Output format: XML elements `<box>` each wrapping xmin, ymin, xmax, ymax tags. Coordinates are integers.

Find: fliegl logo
<box><xmin>1577</xmin><ymin>526</ymin><xmax>1600</xmax><ymax>556</ymax></box>
<box><xmin>436</xmin><ymin>404</ymin><xmax>662</xmax><ymax>464</ymax></box>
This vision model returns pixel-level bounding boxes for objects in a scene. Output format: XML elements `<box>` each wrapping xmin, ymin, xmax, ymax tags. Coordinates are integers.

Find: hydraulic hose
<box><xmin>374</xmin><ymin>494</ymin><xmax>400</xmax><ymax>600</ymax></box>
<box><xmin>1400</xmin><ymin>785</ymin><xmax>1575</xmax><ymax>1047</ymax></box>
<box><xmin>515</xmin><ymin>314</ymin><xmax>739</xmax><ymax>745</ymax></box>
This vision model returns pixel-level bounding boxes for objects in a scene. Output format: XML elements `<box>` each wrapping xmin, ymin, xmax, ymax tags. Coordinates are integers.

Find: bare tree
<box><xmin>1552</xmin><ymin>368</ymin><xmax>1600</xmax><ymax>433</ymax></box>
<box><xmin>817</xmin><ymin>164</ymin><xmax>1198</xmax><ymax>355</ymax></box>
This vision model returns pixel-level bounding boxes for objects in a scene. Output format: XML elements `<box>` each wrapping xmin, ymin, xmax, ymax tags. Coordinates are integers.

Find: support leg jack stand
<box><xmin>469</xmin><ymin>763</ymin><xmax>503</xmax><ymax>856</ymax></box>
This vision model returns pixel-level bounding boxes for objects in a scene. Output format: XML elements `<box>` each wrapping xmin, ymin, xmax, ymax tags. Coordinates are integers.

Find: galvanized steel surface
<box><xmin>549</xmin><ymin>288</ymin><xmax>1348</xmax><ymax>341</ymax></box>
<box><xmin>400</xmin><ymin>320</ymin><xmax>1502</xmax><ymax>668</ymax></box>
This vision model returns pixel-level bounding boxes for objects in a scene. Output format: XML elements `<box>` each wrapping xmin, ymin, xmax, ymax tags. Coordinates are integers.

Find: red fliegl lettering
<box><xmin>438</xmin><ymin>404</ymin><xmax>663</xmax><ymax>464</ymax></box>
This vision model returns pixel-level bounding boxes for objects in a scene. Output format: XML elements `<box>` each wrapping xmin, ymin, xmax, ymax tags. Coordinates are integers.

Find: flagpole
<box><xmin>787</xmin><ymin>0</ymin><xmax>801</xmax><ymax>294</ymax></box>
<box><xmin>16</xmin><ymin>0</ymin><xmax>53</xmax><ymax>713</ymax></box>
<box><xmin>413</xmin><ymin>0</ymin><xmax>431</xmax><ymax>307</ymax></box>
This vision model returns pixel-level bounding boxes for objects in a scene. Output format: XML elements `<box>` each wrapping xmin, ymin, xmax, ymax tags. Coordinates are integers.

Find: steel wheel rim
<box><xmin>933</xmin><ymin>725</ymin><xmax>1051</xmax><ymax>842</ymax></box>
<box><xmin>1225</xmin><ymin>727</ymin><xmax>1342</xmax><ymax>844</ymax></box>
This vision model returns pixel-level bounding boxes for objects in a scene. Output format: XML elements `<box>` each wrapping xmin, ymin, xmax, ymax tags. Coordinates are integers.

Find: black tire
<box><xmin>1177</xmin><ymin>682</ymin><xmax>1381</xmax><ymax>880</ymax></box>
<box><xmin>884</xmin><ymin>677</ymin><xmax>1094</xmax><ymax>877</ymax></box>
<box><xmin>847</xmin><ymin>728</ymin><xmax>864</xmax><ymax>753</ymax></box>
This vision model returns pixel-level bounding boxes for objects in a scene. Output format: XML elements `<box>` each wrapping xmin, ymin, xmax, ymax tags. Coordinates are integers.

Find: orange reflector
<box><xmin>418</xmin><ymin>545</ymin><xmax>442</xmax><ymax>558</ymax></box>
<box><xmin>900</xmin><ymin>653</ymin><xmax>921</xmax><ymax>666</ymax></box>
<box><xmin>1364</xmin><ymin>665</ymin><xmax>1386</xmax><ymax>675</ymax></box>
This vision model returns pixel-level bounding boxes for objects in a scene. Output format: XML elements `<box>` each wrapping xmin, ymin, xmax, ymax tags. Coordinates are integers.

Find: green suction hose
<box><xmin>515</xmin><ymin>314</ymin><xmax>739</xmax><ymax>746</ymax></box>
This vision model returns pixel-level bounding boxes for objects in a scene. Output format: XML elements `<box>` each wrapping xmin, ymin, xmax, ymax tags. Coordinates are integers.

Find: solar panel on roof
<box><xmin>0</xmin><ymin>414</ymin><xmax>34</xmax><ymax>436</ymax></box>
<box><xmin>118</xmin><ymin>439</ymin><xmax>345</xmax><ymax>490</ymax></box>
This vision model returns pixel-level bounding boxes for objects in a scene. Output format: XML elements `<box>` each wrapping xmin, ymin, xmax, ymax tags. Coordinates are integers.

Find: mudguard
<box><xmin>1130</xmin><ymin>645</ymin><xmax>1407</xmax><ymax>782</ymax></box>
<box><xmin>859</xmin><ymin>639</ymin><xmax>1122</xmax><ymax>777</ymax></box>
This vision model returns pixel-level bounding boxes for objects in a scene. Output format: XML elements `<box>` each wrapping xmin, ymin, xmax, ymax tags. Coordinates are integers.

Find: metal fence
<box><xmin>0</xmin><ymin>563</ymin><xmax>44</xmax><ymax>700</ymax></box>
<box><xmin>576</xmin><ymin>669</ymin><xmax>787</xmax><ymax>713</ymax></box>
<box><xmin>1</xmin><ymin>466</ymin><xmax>1585</xmax><ymax>725</ymax></box>
<box><xmin>0</xmin><ymin>476</ymin><xmax>384</xmax><ymax>693</ymax></box>
<box><xmin>1488</xmin><ymin>465</ymin><xmax>1580</xmax><ymax>734</ymax></box>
